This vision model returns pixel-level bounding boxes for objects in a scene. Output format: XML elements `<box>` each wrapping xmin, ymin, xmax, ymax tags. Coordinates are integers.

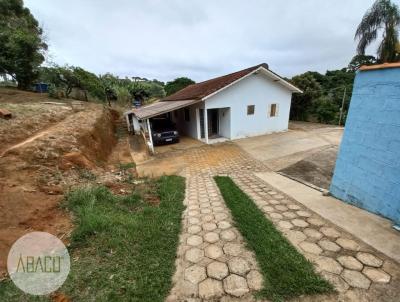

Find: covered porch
<box><xmin>124</xmin><ymin>100</ymin><xmax>231</xmax><ymax>154</ymax></box>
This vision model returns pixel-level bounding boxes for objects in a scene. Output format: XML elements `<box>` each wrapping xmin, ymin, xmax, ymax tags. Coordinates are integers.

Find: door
<box><xmin>208</xmin><ymin>109</ymin><xmax>219</xmax><ymax>137</ymax></box>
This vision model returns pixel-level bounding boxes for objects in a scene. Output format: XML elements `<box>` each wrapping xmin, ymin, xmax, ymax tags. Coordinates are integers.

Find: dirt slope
<box><xmin>0</xmin><ymin>99</ymin><xmax>118</xmax><ymax>275</ymax></box>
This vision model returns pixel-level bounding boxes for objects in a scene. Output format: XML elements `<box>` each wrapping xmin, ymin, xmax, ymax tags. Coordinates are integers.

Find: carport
<box><xmin>124</xmin><ymin>99</ymin><xmax>200</xmax><ymax>154</ymax></box>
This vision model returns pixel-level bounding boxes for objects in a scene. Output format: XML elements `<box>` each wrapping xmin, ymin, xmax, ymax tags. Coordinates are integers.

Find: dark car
<box><xmin>150</xmin><ymin>118</ymin><xmax>180</xmax><ymax>145</ymax></box>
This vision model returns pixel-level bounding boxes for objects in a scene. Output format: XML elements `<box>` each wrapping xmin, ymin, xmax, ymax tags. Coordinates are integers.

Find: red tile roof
<box><xmin>359</xmin><ymin>62</ymin><xmax>400</xmax><ymax>71</ymax></box>
<box><xmin>163</xmin><ymin>63</ymin><xmax>269</xmax><ymax>101</ymax></box>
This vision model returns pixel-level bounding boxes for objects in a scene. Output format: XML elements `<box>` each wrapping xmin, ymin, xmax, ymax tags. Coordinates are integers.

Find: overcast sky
<box><xmin>24</xmin><ymin>0</ymin><xmax>387</xmax><ymax>82</ymax></box>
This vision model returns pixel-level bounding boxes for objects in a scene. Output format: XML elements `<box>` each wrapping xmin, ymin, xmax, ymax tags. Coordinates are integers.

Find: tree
<box><xmin>290</xmin><ymin>73</ymin><xmax>322</xmax><ymax>121</ymax></box>
<box><xmin>348</xmin><ymin>54</ymin><xmax>377</xmax><ymax>71</ymax></box>
<box><xmin>355</xmin><ymin>0</ymin><xmax>400</xmax><ymax>62</ymax></box>
<box><xmin>0</xmin><ymin>0</ymin><xmax>47</xmax><ymax>89</ymax></box>
<box><xmin>164</xmin><ymin>77</ymin><xmax>195</xmax><ymax>96</ymax></box>
<box><xmin>313</xmin><ymin>96</ymin><xmax>338</xmax><ymax>124</ymax></box>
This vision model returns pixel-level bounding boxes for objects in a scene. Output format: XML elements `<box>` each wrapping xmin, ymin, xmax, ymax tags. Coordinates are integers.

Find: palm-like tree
<box><xmin>355</xmin><ymin>0</ymin><xmax>400</xmax><ymax>62</ymax></box>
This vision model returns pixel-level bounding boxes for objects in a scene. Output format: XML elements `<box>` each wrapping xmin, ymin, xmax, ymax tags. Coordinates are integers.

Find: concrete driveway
<box><xmin>234</xmin><ymin>122</ymin><xmax>344</xmax><ymax>189</ymax></box>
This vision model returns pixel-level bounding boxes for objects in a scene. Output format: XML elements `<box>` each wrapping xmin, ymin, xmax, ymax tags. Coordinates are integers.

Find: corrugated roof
<box><xmin>359</xmin><ymin>62</ymin><xmax>400</xmax><ymax>71</ymax></box>
<box><xmin>130</xmin><ymin>99</ymin><xmax>200</xmax><ymax>120</ymax></box>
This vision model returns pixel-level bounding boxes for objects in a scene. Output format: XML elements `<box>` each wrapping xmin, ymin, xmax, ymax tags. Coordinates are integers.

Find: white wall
<box><xmin>172</xmin><ymin>103</ymin><xmax>203</xmax><ymax>139</ymax></box>
<box><xmin>205</xmin><ymin>72</ymin><xmax>292</xmax><ymax>139</ymax></box>
<box><xmin>218</xmin><ymin>108</ymin><xmax>231</xmax><ymax>139</ymax></box>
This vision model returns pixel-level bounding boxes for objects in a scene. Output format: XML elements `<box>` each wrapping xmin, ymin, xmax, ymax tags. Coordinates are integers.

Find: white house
<box><xmin>126</xmin><ymin>63</ymin><xmax>301</xmax><ymax>152</ymax></box>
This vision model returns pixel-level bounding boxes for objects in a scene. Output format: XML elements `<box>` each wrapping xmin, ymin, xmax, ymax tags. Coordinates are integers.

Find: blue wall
<box><xmin>330</xmin><ymin>67</ymin><xmax>400</xmax><ymax>225</ymax></box>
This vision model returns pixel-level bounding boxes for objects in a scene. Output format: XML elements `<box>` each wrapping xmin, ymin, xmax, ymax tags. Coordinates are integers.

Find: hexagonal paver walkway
<box><xmin>158</xmin><ymin>142</ymin><xmax>400</xmax><ymax>301</ymax></box>
<box><xmin>166</xmin><ymin>174</ymin><xmax>262</xmax><ymax>301</ymax></box>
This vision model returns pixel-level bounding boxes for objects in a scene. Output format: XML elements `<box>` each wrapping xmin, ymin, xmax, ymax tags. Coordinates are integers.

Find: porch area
<box><xmin>125</xmin><ymin>100</ymin><xmax>231</xmax><ymax>154</ymax></box>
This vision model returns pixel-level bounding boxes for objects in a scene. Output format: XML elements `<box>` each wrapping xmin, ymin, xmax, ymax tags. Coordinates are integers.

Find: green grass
<box><xmin>0</xmin><ymin>176</ymin><xmax>185</xmax><ymax>302</ymax></box>
<box><xmin>214</xmin><ymin>176</ymin><xmax>333</xmax><ymax>302</ymax></box>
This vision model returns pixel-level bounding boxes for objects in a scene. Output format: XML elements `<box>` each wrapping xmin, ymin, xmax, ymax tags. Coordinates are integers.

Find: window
<box><xmin>184</xmin><ymin>108</ymin><xmax>190</xmax><ymax>121</ymax></box>
<box><xmin>174</xmin><ymin>110</ymin><xmax>178</xmax><ymax>118</ymax></box>
<box><xmin>247</xmin><ymin>105</ymin><xmax>255</xmax><ymax>115</ymax></box>
<box><xmin>269</xmin><ymin>104</ymin><xmax>277</xmax><ymax>117</ymax></box>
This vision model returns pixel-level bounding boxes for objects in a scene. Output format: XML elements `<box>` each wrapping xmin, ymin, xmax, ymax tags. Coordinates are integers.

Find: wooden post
<box><xmin>146</xmin><ymin>118</ymin><xmax>155</xmax><ymax>154</ymax></box>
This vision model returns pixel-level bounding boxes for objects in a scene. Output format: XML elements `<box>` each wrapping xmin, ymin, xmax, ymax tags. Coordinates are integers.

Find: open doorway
<box><xmin>208</xmin><ymin>109</ymin><xmax>219</xmax><ymax>138</ymax></box>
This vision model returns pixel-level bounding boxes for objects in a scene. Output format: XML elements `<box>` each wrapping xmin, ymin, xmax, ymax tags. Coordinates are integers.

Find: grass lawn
<box><xmin>0</xmin><ymin>175</ymin><xmax>185</xmax><ymax>302</ymax></box>
<box><xmin>214</xmin><ymin>176</ymin><xmax>332</xmax><ymax>302</ymax></box>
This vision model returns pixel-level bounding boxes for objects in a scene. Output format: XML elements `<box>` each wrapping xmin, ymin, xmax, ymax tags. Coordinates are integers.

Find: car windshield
<box><xmin>151</xmin><ymin>119</ymin><xmax>174</xmax><ymax>131</ymax></box>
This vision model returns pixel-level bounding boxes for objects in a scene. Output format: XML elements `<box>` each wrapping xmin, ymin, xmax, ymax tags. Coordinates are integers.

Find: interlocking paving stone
<box><xmin>318</xmin><ymin>239</ymin><xmax>341</xmax><ymax>252</ymax></box>
<box><xmin>320</xmin><ymin>227</ymin><xmax>341</xmax><ymax>238</ymax></box>
<box><xmin>220</xmin><ymin>229</ymin><xmax>237</xmax><ymax>241</ymax></box>
<box><xmin>269</xmin><ymin>212</ymin><xmax>283</xmax><ymax>220</ymax></box>
<box><xmin>198</xmin><ymin>278</ymin><xmax>224</xmax><ymax>299</ymax></box>
<box><xmin>282</xmin><ymin>211</ymin><xmax>298</xmax><ymax>219</ymax></box>
<box><xmin>277</xmin><ymin>220</ymin><xmax>293</xmax><ymax>230</ymax></box>
<box><xmin>304</xmin><ymin>228</ymin><xmax>323</xmax><ymax>240</ymax></box>
<box><xmin>246</xmin><ymin>270</ymin><xmax>264</xmax><ymax>291</ymax></box>
<box><xmin>285</xmin><ymin>230</ymin><xmax>307</xmax><ymax>246</ymax></box>
<box><xmin>341</xmin><ymin>269</ymin><xmax>371</xmax><ymax>289</ymax></box>
<box><xmin>204</xmin><ymin>232</ymin><xmax>219</xmax><ymax>243</ymax></box>
<box><xmin>337</xmin><ymin>256</ymin><xmax>363</xmax><ymax>271</ymax></box>
<box><xmin>336</xmin><ymin>238</ymin><xmax>360</xmax><ymax>251</ymax></box>
<box><xmin>205</xmin><ymin>244</ymin><xmax>224</xmax><ymax>259</ymax></box>
<box><xmin>321</xmin><ymin>272</ymin><xmax>349</xmax><ymax>293</ymax></box>
<box><xmin>203</xmin><ymin>222</ymin><xmax>217</xmax><ymax>231</ymax></box>
<box><xmin>287</xmin><ymin>204</ymin><xmax>301</xmax><ymax>210</ymax></box>
<box><xmin>356</xmin><ymin>252</ymin><xmax>383</xmax><ymax>267</ymax></box>
<box><xmin>223</xmin><ymin>274</ymin><xmax>249</xmax><ymax>297</ymax></box>
<box><xmin>362</xmin><ymin>267</ymin><xmax>391</xmax><ymax>283</ymax></box>
<box><xmin>184</xmin><ymin>265</ymin><xmax>207</xmax><ymax>284</ymax></box>
<box><xmin>188</xmin><ymin>225</ymin><xmax>202</xmax><ymax>234</ymax></box>
<box><xmin>314</xmin><ymin>256</ymin><xmax>343</xmax><ymax>274</ymax></box>
<box><xmin>291</xmin><ymin>218</ymin><xmax>309</xmax><ymax>228</ymax></box>
<box><xmin>185</xmin><ymin>248</ymin><xmax>204</xmax><ymax>263</ymax></box>
<box><xmin>299</xmin><ymin>241</ymin><xmax>323</xmax><ymax>255</ymax></box>
<box><xmin>307</xmin><ymin>217</ymin><xmax>325</xmax><ymax>226</ymax></box>
<box><xmin>223</xmin><ymin>243</ymin><xmax>242</xmax><ymax>256</ymax></box>
<box><xmin>297</xmin><ymin>210</ymin><xmax>312</xmax><ymax>217</ymax></box>
<box><xmin>218</xmin><ymin>221</ymin><xmax>231</xmax><ymax>229</ymax></box>
<box><xmin>228</xmin><ymin>257</ymin><xmax>251</xmax><ymax>276</ymax></box>
<box><xmin>187</xmin><ymin>235</ymin><xmax>203</xmax><ymax>246</ymax></box>
<box><xmin>207</xmin><ymin>261</ymin><xmax>229</xmax><ymax>280</ymax></box>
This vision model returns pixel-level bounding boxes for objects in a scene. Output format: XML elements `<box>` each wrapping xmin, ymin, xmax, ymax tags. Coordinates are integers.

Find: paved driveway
<box><xmin>134</xmin><ymin>141</ymin><xmax>400</xmax><ymax>301</ymax></box>
<box><xmin>235</xmin><ymin>122</ymin><xmax>344</xmax><ymax>189</ymax></box>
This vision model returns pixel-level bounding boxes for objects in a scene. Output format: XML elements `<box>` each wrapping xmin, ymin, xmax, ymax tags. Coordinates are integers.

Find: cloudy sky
<box><xmin>25</xmin><ymin>0</ymin><xmax>383</xmax><ymax>82</ymax></box>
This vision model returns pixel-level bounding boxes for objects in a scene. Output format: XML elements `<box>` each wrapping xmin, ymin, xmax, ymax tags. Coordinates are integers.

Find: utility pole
<box><xmin>338</xmin><ymin>87</ymin><xmax>347</xmax><ymax>126</ymax></box>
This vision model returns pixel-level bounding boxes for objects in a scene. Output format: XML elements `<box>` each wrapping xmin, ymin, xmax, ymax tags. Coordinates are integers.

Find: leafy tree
<box><xmin>165</xmin><ymin>77</ymin><xmax>195</xmax><ymax>96</ymax></box>
<box><xmin>0</xmin><ymin>0</ymin><xmax>47</xmax><ymax>89</ymax></box>
<box><xmin>312</xmin><ymin>96</ymin><xmax>338</xmax><ymax>124</ymax></box>
<box><xmin>348</xmin><ymin>54</ymin><xmax>377</xmax><ymax>71</ymax></box>
<box><xmin>355</xmin><ymin>0</ymin><xmax>400</xmax><ymax>62</ymax></box>
<box><xmin>290</xmin><ymin>73</ymin><xmax>322</xmax><ymax>121</ymax></box>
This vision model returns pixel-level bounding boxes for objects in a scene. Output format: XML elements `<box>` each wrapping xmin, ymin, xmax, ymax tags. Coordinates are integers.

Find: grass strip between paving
<box><xmin>214</xmin><ymin>176</ymin><xmax>333</xmax><ymax>302</ymax></box>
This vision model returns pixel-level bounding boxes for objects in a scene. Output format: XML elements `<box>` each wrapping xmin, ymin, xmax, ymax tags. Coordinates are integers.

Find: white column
<box><xmin>204</xmin><ymin>108</ymin><xmax>209</xmax><ymax>144</ymax></box>
<box><xmin>196</xmin><ymin>108</ymin><xmax>201</xmax><ymax>140</ymax></box>
<box><xmin>125</xmin><ymin>114</ymin><xmax>131</xmax><ymax>132</ymax></box>
<box><xmin>146</xmin><ymin>118</ymin><xmax>155</xmax><ymax>154</ymax></box>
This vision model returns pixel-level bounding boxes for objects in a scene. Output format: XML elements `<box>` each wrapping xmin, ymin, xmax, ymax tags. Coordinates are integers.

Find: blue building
<box><xmin>330</xmin><ymin>63</ymin><xmax>400</xmax><ymax>225</ymax></box>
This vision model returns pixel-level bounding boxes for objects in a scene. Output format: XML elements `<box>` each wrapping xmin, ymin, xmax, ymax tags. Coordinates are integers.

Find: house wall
<box><xmin>204</xmin><ymin>72</ymin><xmax>292</xmax><ymax>139</ymax></box>
<box><xmin>330</xmin><ymin>67</ymin><xmax>400</xmax><ymax>225</ymax></box>
<box><xmin>171</xmin><ymin>103</ymin><xmax>203</xmax><ymax>139</ymax></box>
<box><xmin>218</xmin><ymin>108</ymin><xmax>231</xmax><ymax>138</ymax></box>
